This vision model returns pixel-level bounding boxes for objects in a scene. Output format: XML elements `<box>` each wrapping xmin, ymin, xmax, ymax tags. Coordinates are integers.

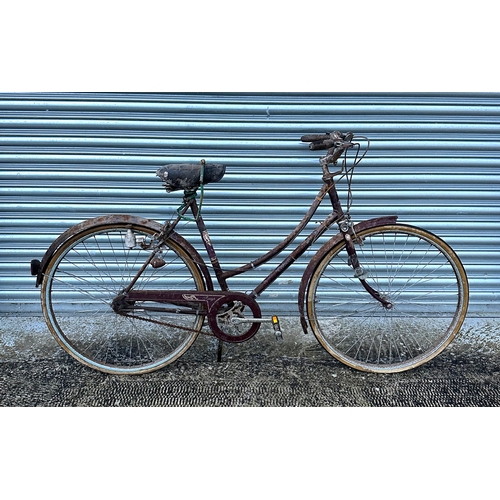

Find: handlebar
<box><xmin>301</xmin><ymin>131</ymin><xmax>355</xmax><ymax>166</ymax></box>
<box><xmin>301</xmin><ymin>131</ymin><xmax>354</xmax><ymax>150</ymax></box>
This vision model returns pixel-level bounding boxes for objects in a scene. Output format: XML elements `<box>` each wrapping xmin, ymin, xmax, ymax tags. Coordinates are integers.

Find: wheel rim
<box><xmin>307</xmin><ymin>225</ymin><xmax>469</xmax><ymax>373</ymax></box>
<box><xmin>42</xmin><ymin>224</ymin><xmax>206</xmax><ymax>374</ymax></box>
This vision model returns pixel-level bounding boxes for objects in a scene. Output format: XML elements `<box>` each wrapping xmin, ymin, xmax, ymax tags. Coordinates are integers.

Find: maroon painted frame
<box><xmin>189</xmin><ymin>175</ymin><xmax>346</xmax><ymax>298</ymax></box>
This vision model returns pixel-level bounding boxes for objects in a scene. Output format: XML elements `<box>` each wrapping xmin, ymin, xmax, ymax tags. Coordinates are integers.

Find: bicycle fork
<box><xmin>327</xmin><ymin>175</ymin><xmax>393</xmax><ymax>310</ymax></box>
<box><xmin>341</xmin><ymin>226</ymin><xmax>393</xmax><ymax>309</ymax></box>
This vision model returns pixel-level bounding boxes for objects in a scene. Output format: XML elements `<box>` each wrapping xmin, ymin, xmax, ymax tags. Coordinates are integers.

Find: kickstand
<box><xmin>217</xmin><ymin>339</ymin><xmax>223</xmax><ymax>362</ymax></box>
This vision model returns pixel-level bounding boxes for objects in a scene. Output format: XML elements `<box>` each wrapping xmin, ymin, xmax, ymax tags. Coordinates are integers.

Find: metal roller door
<box><xmin>0</xmin><ymin>93</ymin><xmax>498</xmax><ymax>316</ymax></box>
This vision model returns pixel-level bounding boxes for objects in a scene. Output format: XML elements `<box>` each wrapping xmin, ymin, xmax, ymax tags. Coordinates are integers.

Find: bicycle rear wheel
<box><xmin>41</xmin><ymin>220</ymin><xmax>206</xmax><ymax>375</ymax></box>
<box><xmin>306</xmin><ymin>224</ymin><xmax>469</xmax><ymax>373</ymax></box>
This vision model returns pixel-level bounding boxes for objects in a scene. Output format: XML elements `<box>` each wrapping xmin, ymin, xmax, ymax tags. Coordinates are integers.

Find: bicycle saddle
<box><xmin>157</xmin><ymin>163</ymin><xmax>226</xmax><ymax>192</ymax></box>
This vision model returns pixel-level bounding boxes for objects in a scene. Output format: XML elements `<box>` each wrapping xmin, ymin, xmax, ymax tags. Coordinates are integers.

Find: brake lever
<box><xmin>330</xmin><ymin>131</ymin><xmax>354</xmax><ymax>145</ymax></box>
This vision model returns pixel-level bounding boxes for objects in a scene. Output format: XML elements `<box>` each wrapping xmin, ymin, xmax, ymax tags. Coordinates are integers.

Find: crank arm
<box><xmin>231</xmin><ymin>315</ymin><xmax>283</xmax><ymax>340</ymax></box>
<box><xmin>231</xmin><ymin>317</ymin><xmax>273</xmax><ymax>324</ymax></box>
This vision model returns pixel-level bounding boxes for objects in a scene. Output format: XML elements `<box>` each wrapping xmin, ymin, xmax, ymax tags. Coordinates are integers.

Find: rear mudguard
<box><xmin>297</xmin><ymin>216</ymin><xmax>398</xmax><ymax>333</ymax></box>
<box><xmin>34</xmin><ymin>214</ymin><xmax>214</xmax><ymax>291</ymax></box>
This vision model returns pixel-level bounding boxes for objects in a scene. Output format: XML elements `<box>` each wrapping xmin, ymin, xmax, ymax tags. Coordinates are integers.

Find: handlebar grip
<box><xmin>301</xmin><ymin>131</ymin><xmax>354</xmax><ymax>151</ymax></box>
<box><xmin>308</xmin><ymin>139</ymin><xmax>336</xmax><ymax>151</ymax></box>
<box><xmin>301</xmin><ymin>133</ymin><xmax>330</xmax><ymax>142</ymax></box>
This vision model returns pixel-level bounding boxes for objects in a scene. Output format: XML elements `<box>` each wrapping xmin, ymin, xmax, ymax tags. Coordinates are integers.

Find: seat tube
<box><xmin>193</xmin><ymin>203</ymin><xmax>229</xmax><ymax>291</ymax></box>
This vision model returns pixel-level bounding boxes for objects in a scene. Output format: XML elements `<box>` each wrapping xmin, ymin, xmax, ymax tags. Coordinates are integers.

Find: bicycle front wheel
<box><xmin>41</xmin><ymin>220</ymin><xmax>206</xmax><ymax>375</ymax></box>
<box><xmin>306</xmin><ymin>224</ymin><xmax>469</xmax><ymax>373</ymax></box>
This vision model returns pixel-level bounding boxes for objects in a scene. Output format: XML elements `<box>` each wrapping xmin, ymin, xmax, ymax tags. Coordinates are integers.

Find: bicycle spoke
<box><xmin>307</xmin><ymin>224</ymin><xmax>468</xmax><ymax>373</ymax></box>
<box><xmin>42</xmin><ymin>221</ymin><xmax>206</xmax><ymax>374</ymax></box>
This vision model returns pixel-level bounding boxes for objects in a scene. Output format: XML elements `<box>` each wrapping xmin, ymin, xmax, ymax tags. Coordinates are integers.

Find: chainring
<box><xmin>208</xmin><ymin>294</ymin><xmax>262</xmax><ymax>343</ymax></box>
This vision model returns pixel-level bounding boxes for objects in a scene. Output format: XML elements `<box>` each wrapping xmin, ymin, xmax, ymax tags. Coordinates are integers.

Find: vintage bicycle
<box><xmin>30</xmin><ymin>132</ymin><xmax>469</xmax><ymax>375</ymax></box>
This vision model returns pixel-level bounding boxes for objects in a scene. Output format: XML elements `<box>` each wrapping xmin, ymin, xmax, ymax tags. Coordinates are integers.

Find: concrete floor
<box><xmin>0</xmin><ymin>316</ymin><xmax>499</xmax><ymax>406</ymax></box>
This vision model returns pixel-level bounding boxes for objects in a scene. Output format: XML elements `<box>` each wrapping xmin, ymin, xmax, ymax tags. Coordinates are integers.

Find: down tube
<box><xmin>252</xmin><ymin>211</ymin><xmax>340</xmax><ymax>298</ymax></box>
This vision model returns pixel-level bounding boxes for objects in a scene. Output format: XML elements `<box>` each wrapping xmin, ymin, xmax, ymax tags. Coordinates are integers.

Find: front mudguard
<box><xmin>34</xmin><ymin>214</ymin><xmax>214</xmax><ymax>291</ymax></box>
<box><xmin>297</xmin><ymin>216</ymin><xmax>398</xmax><ymax>333</ymax></box>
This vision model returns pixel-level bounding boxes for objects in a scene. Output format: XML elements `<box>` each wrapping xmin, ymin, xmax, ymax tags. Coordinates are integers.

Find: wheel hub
<box><xmin>111</xmin><ymin>293</ymin><xmax>134</xmax><ymax>314</ymax></box>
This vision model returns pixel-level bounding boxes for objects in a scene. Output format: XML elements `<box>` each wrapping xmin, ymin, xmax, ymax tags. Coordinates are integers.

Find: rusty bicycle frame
<box><xmin>116</xmin><ymin>139</ymin><xmax>397</xmax><ymax>346</ymax></box>
<box><xmin>32</xmin><ymin>130</ymin><xmax>469</xmax><ymax>374</ymax></box>
<box><xmin>33</xmin><ymin>132</ymin><xmax>397</xmax><ymax>349</ymax></box>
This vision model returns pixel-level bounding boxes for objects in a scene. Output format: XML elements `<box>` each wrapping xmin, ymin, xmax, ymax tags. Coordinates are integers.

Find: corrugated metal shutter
<box><xmin>1</xmin><ymin>93</ymin><xmax>498</xmax><ymax>316</ymax></box>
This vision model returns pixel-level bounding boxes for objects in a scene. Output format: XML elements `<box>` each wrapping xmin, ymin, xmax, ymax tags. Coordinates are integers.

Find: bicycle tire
<box><xmin>41</xmin><ymin>220</ymin><xmax>206</xmax><ymax>375</ymax></box>
<box><xmin>306</xmin><ymin>224</ymin><xmax>469</xmax><ymax>373</ymax></box>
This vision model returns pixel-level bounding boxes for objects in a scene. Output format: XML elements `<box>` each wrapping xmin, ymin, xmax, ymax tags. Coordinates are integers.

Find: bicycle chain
<box><xmin>120</xmin><ymin>311</ymin><xmax>216</xmax><ymax>337</ymax></box>
<box><xmin>119</xmin><ymin>300</ymin><xmax>259</xmax><ymax>342</ymax></box>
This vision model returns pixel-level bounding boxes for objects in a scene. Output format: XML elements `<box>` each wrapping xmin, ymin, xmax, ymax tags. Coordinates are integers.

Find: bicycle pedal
<box><xmin>272</xmin><ymin>315</ymin><xmax>283</xmax><ymax>341</ymax></box>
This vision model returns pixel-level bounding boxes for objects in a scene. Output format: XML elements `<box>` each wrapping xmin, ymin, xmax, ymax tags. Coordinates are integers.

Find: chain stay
<box><xmin>116</xmin><ymin>289</ymin><xmax>263</xmax><ymax>342</ymax></box>
<box><xmin>119</xmin><ymin>309</ymin><xmax>215</xmax><ymax>337</ymax></box>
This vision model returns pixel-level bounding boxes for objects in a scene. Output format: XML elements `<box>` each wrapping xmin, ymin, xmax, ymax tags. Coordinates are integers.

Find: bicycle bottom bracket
<box><xmin>208</xmin><ymin>294</ymin><xmax>262</xmax><ymax>343</ymax></box>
